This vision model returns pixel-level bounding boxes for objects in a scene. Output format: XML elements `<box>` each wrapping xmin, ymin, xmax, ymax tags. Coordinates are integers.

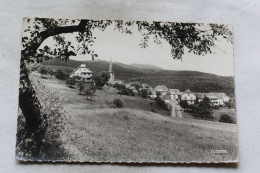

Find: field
<box><xmin>30</xmin><ymin>72</ymin><xmax>238</xmax><ymax>162</ymax></box>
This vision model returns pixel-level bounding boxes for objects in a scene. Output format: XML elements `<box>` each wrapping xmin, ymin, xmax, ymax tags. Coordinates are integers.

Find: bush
<box><xmin>89</xmin><ymin>85</ymin><xmax>96</xmax><ymax>95</ymax></box>
<box><xmin>55</xmin><ymin>69</ymin><xmax>67</xmax><ymax>80</ymax></box>
<box><xmin>155</xmin><ymin>97</ymin><xmax>168</xmax><ymax>111</ymax></box>
<box><xmin>226</xmin><ymin>101</ymin><xmax>236</xmax><ymax>109</ymax></box>
<box><xmin>66</xmin><ymin>78</ymin><xmax>76</xmax><ymax>87</ymax></box>
<box><xmin>78</xmin><ymin>82</ymin><xmax>85</xmax><ymax>95</ymax></box>
<box><xmin>105</xmin><ymin>98</ymin><xmax>124</xmax><ymax>108</ymax></box>
<box><xmin>192</xmin><ymin>107</ymin><xmax>214</xmax><ymax>120</ymax></box>
<box><xmin>38</xmin><ymin>66</ymin><xmax>47</xmax><ymax>76</ymax></box>
<box><xmin>113</xmin><ymin>98</ymin><xmax>124</xmax><ymax>108</ymax></box>
<box><xmin>219</xmin><ymin>114</ymin><xmax>234</xmax><ymax>123</ymax></box>
<box><xmin>140</xmin><ymin>89</ymin><xmax>148</xmax><ymax>98</ymax></box>
<box><xmin>114</xmin><ymin>83</ymin><xmax>126</xmax><ymax>90</ymax></box>
<box><xmin>82</xmin><ymin>85</ymin><xmax>96</xmax><ymax>100</ymax></box>
<box><xmin>118</xmin><ymin>88</ymin><xmax>134</xmax><ymax>96</ymax></box>
<box><xmin>192</xmin><ymin>99</ymin><xmax>214</xmax><ymax>120</ymax></box>
<box><xmin>151</xmin><ymin>108</ymin><xmax>157</xmax><ymax>113</ymax></box>
<box><xmin>93</xmin><ymin>71</ymin><xmax>110</xmax><ymax>87</ymax></box>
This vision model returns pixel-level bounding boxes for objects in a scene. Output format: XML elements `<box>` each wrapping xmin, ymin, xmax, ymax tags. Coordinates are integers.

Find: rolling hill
<box><xmin>39</xmin><ymin>58</ymin><xmax>235</xmax><ymax>97</ymax></box>
<box><xmin>130</xmin><ymin>63</ymin><xmax>162</xmax><ymax>70</ymax></box>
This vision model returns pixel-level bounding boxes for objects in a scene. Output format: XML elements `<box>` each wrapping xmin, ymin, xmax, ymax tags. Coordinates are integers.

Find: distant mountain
<box><xmin>130</xmin><ymin>63</ymin><xmax>162</xmax><ymax>70</ymax></box>
<box><xmin>41</xmin><ymin>58</ymin><xmax>146</xmax><ymax>79</ymax></box>
<box><xmin>40</xmin><ymin>58</ymin><xmax>235</xmax><ymax>97</ymax></box>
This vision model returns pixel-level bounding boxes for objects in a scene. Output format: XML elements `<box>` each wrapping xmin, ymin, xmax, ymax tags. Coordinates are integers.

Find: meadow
<box><xmin>29</xmin><ymin>72</ymin><xmax>238</xmax><ymax>162</ymax></box>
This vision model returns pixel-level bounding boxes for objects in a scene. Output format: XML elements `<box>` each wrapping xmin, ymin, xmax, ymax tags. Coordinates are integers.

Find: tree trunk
<box><xmin>19</xmin><ymin>60</ymin><xmax>42</xmax><ymax>132</ymax></box>
<box><xmin>18</xmin><ymin>60</ymin><xmax>45</xmax><ymax>158</ymax></box>
<box><xmin>17</xmin><ymin>19</ymin><xmax>89</xmax><ymax>158</ymax></box>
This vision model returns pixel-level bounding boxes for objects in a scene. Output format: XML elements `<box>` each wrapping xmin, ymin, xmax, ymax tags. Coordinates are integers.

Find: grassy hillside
<box><xmin>32</xmin><ymin>74</ymin><xmax>238</xmax><ymax>162</ymax></box>
<box><xmin>130</xmin><ymin>63</ymin><xmax>162</xmax><ymax>70</ymax></box>
<box><xmin>39</xmin><ymin>58</ymin><xmax>235</xmax><ymax>97</ymax></box>
<box><xmin>141</xmin><ymin>71</ymin><xmax>235</xmax><ymax>97</ymax></box>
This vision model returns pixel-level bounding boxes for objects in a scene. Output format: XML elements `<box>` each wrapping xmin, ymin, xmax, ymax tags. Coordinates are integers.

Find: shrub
<box><xmin>140</xmin><ymin>89</ymin><xmax>148</xmax><ymax>98</ymax></box>
<box><xmin>105</xmin><ymin>98</ymin><xmax>124</xmax><ymax>108</ymax></box>
<box><xmin>55</xmin><ymin>69</ymin><xmax>67</xmax><ymax>80</ymax></box>
<box><xmin>113</xmin><ymin>98</ymin><xmax>124</xmax><ymax>108</ymax></box>
<box><xmin>39</xmin><ymin>66</ymin><xmax>47</xmax><ymax>76</ymax></box>
<box><xmin>83</xmin><ymin>86</ymin><xmax>95</xmax><ymax>100</ymax></box>
<box><xmin>114</xmin><ymin>83</ymin><xmax>126</xmax><ymax>90</ymax></box>
<box><xmin>219</xmin><ymin>114</ymin><xmax>234</xmax><ymax>123</ymax></box>
<box><xmin>78</xmin><ymin>82</ymin><xmax>85</xmax><ymax>95</ymax></box>
<box><xmin>155</xmin><ymin>97</ymin><xmax>168</xmax><ymax>111</ymax></box>
<box><xmin>191</xmin><ymin>99</ymin><xmax>214</xmax><ymax>120</ymax></box>
<box><xmin>48</xmin><ymin>69</ymin><xmax>55</xmax><ymax>78</ymax></box>
<box><xmin>94</xmin><ymin>71</ymin><xmax>110</xmax><ymax>87</ymax></box>
<box><xmin>192</xmin><ymin>107</ymin><xmax>214</xmax><ymax>120</ymax></box>
<box><xmin>226</xmin><ymin>101</ymin><xmax>236</xmax><ymax>109</ymax></box>
<box><xmin>89</xmin><ymin>85</ymin><xmax>96</xmax><ymax>95</ymax></box>
<box><xmin>118</xmin><ymin>88</ymin><xmax>134</xmax><ymax>96</ymax></box>
<box><xmin>66</xmin><ymin>78</ymin><xmax>76</xmax><ymax>87</ymax></box>
<box><xmin>151</xmin><ymin>108</ymin><xmax>157</xmax><ymax>113</ymax></box>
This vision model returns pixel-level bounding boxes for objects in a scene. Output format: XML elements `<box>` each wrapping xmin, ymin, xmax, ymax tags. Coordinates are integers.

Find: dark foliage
<box><xmin>113</xmin><ymin>83</ymin><xmax>126</xmax><ymax>90</ymax></box>
<box><xmin>114</xmin><ymin>83</ymin><xmax>135</xmax><ymax>96</ymax></box>
<box><xmin>118</xmin><ymin>88</ymin><xmax>135</xmax><ymax>96</ymax></box>
<box><xmin>55</xmin><ymin>69</ymin><xmax>68</xmax><ymax>80</ymax></box>
<box><xmin>140</xmin><ymin>88</ymin><xmax>149</xmax><ymax>98</ymax></box>
<box><xmin>78</xmin><ymin>82</ymin><xmax>85</xmax><ymax>95</ymax></box>
<box><xmin>81</xmin><ymin>85</ymin><xmax>96</xmax><ymax>100</ymax></box>
<box><xmin>66</xmin><ymin>78</ymin><xmax>76</xmax><ymax>87</ymax></box>
<box><xmin>226</xmin><ymin>100</ymin><xmax>236</xmax><ymax>109</ymax></box>
<box><xmin>38</xmin><ymin>66</ymin><xmax>47</xmax><ymax>76</ymax></box>
<box><xmin>151</xmin><ymin>108</ymin><xmax>157</xmax><ymax>113</ymax></box>
<box><xmin>191</xmin><ymin>99</ymin><xmax>214</xmax><ymax>120</ymax></box>
<box><xmin>219</xmin><ymin>114</ymin><xmax>234</xmax><ymax>124</ymax></box>
<box><xmin>93</xmin><ymin>71</ymin><xmax>110</xmax><ymax>87</ymax></box>
<box><xmin>155</xmin><ymin>97</ymin><xmax>169</xmax><ymax>111</ymax></box>
<box><xmin>113</xmin><ymin>98</ymin><xmax>124</xmax><ymax>108</ymax></box>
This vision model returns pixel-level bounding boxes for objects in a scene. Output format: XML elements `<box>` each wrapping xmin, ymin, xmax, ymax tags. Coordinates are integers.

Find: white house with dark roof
<box><xmin>181</xmin><ymin>89</ymin><xmax>196</xmax><ymax>105</ymax></box>
<box><xmin>168</xmin><ymin>89</ymin><xmax>181</xmax><ymax>101</ymax></box>
<box><xmin>204</xmin><ymin>93</ymin><xmax>230</xmax><ymax>106</ymax></box>
<box><xmin>69</xmin><ymin>64</ymin><xmax>93</xmax><ymax>82</ymax></box>
<box><xmin>154</xmin><ymin>85</ymin><xmax>169</xmax><ymax>96</ymax></box>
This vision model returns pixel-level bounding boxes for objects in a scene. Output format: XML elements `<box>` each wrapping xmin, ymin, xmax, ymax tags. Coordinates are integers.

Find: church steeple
<box><xmin>108</xmin><ymin>58</ymin><xmax>113</xmax><ymax>72</ymax></box>
<box><xmin>108</xmin><ymin>58</ymin><xmax>115</xmax><ymax>84</ymax></box>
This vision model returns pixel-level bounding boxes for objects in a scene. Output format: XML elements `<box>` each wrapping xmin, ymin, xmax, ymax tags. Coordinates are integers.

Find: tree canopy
<box><xmin>21</xmin><ymin>18</ymin><xmax>233</xmax><ymax>64</ymax></box>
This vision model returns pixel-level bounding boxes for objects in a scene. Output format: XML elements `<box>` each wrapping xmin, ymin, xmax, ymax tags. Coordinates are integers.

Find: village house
<box><xmin>196</xmin><ymin>93</ymin><xmax>205</xmax><ymax>103</ymax></box>
<box><xmin>154</xmin><ymin>85</ymin><xmax>169</xmax><ymax>96</ymax></box>
<box><xmin>181</xmin><ymin>89</ymin><xmax>196</xmax><ymax>105</ymax></box>
<box><xmin>204</xmin><ymin>93</ymin><xmax>230</xmax><ymax>106</ymax></box>
<box><xmin>69</xmin><ymin>64</ymin><xmax>93</xmax><ymax>82</ymax></box>
<box><xmin>205</xmin><ymin>95</ymin><xmax>220</xmax><ymax>107</ymax></box>
<box><xmin>168</xmin><ymin>89</ymin><xmax>181</xmax><ymax>102</ymax></box>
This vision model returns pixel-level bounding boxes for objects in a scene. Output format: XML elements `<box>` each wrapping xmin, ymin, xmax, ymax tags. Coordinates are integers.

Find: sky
<box><xmin>41</xmin><ymin>23</ymin><xmax>234</xmax><ymax>76</ymax></box>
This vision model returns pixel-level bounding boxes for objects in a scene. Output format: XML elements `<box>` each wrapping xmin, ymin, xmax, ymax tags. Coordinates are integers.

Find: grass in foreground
<box><xmin>32</xmin><ymin>74</ymin><xmax>238</xmax><ymax>162</ymax></box>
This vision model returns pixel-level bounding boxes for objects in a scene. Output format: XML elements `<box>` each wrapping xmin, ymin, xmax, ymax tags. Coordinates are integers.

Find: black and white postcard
<box><xmin>16</xmin><ymin>17</ymin><xmax>238</xmax><ymax>163</ymax></box>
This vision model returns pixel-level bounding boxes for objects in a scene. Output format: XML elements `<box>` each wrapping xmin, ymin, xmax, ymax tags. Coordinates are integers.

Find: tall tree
<box><xmin>19</xmin><ymin>18</ymin><xmax>232</xmax><ymax>157</ymax></box>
